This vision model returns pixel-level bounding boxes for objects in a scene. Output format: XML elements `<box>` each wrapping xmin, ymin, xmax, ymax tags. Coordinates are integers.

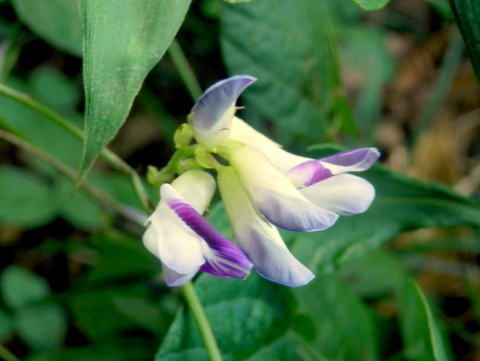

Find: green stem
<box><xmin>0</xmin><ymin>129</ymin><xmax>141</xmax><ymax>222</ymax></box>
<box><xmin>168</xmin><ymin>39</ymin><xmax>202</xmax><ymax>100</ymax></box>
<box><xmin>0</xmin><ymin>344</ymin><xmax>19</xmax><ymax>361</ymax></box>
<box><xmin>0</xmin><ymin>83</ymin><xmax>151</xmax><ymax>212</ymax></box>
<box><xmin>181</xmin><ymin>282</ymin><xmax>223</xmax><ymax>361</ymax></box>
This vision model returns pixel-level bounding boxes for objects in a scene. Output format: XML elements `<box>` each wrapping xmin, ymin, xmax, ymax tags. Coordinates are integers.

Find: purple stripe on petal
<box><xmin>288</xmin><ymin>160</ymin><xmax>332</xmax><ymax>186</ymax></box>
<box><xmin>166</xmin><ymin>198</ymin><xmax>252</xmax><ymax>279</ymax></box>
<box><xmin>190</xmin><ymin>75</ymin><xmax>257</xmax><ymax>131</ymax></box>
<box><xmin>319</xmin><ymin>148</ymin><xmax>380</xmax><ymax>174</ymax></box>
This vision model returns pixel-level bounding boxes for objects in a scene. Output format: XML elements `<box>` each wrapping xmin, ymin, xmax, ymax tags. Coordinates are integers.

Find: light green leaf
<box><xmin>1</xmin><ymin>266</ymin><xmax>50</xmax><ymax>310</ymax></box>
<box><xmin>15</xmin><ymin>303</ymin><xmax>67</xmax><ymax>352</ymax></box>
<box><xmin>352</xmin><ymin>0</ymin><xmax>390</xmax><ymax>11</ymax></box>
<box><xmin>413</xmin><ymin>282</ymin><xmax>450</xmax><ymax>361</ymax></box>
<box><xmin>291</xmin><ymin>145</ymin><xmax>480</xmax><ymax>275</ymax></box>
<box><xmin>449</xmin><ymin>0</ymin><xmax>480</xmax><ymax>83</ymax></box>
<box><xmin>156</xmin><ymin>273</ymin><xmax>296</xmax><ymax>360</ymax></box>
<box><xmin>11</xmin><ymin>0</ymin><xmax>82</xmax><ymax>56</ymax></box>
<box><xmin>77</xmin><ymin>0</ymin><xmax>192</xmax><ymax>184</ymax></box>
<box><xmin>220</xmin><ymin>0</ymin><xmax>348</xmax><ymax>146</ymax></box>
<box><xmin>0</xmin><ymin>166</ymin><xmax>56</xmax><ymax>228</ymax></box>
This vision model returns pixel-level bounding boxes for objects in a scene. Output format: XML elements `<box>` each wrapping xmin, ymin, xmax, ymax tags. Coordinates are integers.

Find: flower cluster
<box><xmin>143</xmin><ymin>75</ymin><xmax>380</xmax><ymax>287</ymax></box>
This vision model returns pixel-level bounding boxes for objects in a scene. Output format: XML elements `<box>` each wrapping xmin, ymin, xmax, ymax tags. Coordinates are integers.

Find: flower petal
<box><xmin>288</xmin><ymin>160</ymin><xmax>332</xmax><ymax>186</ymax></box>
<box><xmin>319</xmin><ymin>148</ymin><xmax>380</xmax><ymax>174</ymax></box>
<box><xmin>163</xmin><ymin>184</ymin><xmax>252</xmax><ymax>279</ymax></box>
<box><xmin>143</xmin><ymin>201</ymin><xmax>204</xmax><ymax>277</ymax></box>
<box><xmin>229</xmin><ymin>117</ymin><xmax>308</xmax><ymax>174</ymax></box>
<box><xmin>190</xmin><ymin>76</ymin><xmax>257</xmax><ymax>148</ymax></box>
<box><xmin>299</xmin><ymin>174</ymin><xmax>375</xmax><ymax>215</ymax></box>
<box><xmin>218</xmin><ymin>167</ymin><xmax>315</xmax><ymax>287</ymax></box>
<box><xmin>162</xmin><ymin>265</ymin><xmax>197</xmax><ymax>287</ymax></box>
<box><xmin>229</xmin><ymin>145</ymin><xmax>339</xmax><ymax>232</ymax></box>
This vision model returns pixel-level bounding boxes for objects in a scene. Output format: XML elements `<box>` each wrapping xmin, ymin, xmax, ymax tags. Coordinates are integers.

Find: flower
<box><xmin>143</xmin><ymin>170</ymin><xmax>252</xmax><ymax>287</ymax></box>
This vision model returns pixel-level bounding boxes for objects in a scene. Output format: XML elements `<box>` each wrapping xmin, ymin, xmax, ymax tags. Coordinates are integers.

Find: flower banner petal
<box><xmin>189</xmin><ymin>75</ymin><xmax>257</xmax><ymax>148</ymax></box>
<box><xmin>299</xmin><ymin>173</ymin><xmax>375</xmax><ymax>215</ymax></box>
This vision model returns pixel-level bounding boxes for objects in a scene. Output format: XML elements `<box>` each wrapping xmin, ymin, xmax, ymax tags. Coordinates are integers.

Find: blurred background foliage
<box><xmin>0</xmin><ymin>0</ymin><xmax>479</xmax><ymax>360</ymax></box>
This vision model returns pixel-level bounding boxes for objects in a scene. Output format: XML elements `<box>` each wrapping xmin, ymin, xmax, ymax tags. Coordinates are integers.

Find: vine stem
<box><xmin>0</xmin><ymin>129</ymin><xmax>143</xmax><ymax>223</ymax></box>
<box><xmin>0</xmin><ymin>83</ymin><xmax>151</xmax><ymax>212</ymax></box>
<box><xmin>0</xmin><ymin>343</ymin><xmax>19</xmax><ymax>361</ymax></box>
<box><xmin>181</xmin><ymin>282</ymin><xmax>223</xmax><ymax>361</ymax></box>
<box><xmin>168</xmin><ymin>39</ymin><xmax>202</xmax><ymax>100</ymax></box>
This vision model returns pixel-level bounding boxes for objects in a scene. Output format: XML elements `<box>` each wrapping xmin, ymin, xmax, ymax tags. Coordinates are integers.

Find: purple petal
<box><xmin>164</xmin><ymin>193</ymin><xmax>252</xmax><ymax>279</ymax></box>
<box><xmin>190</xmin><ymin>75</ymin><xmax>257</xmax><ymax>132</ymax></box>
<box><xmin>319</xmin><ymin>148</ymin><xmax>380</xmax><ymax>174</ymax></box>
<box><xmin>288</xmin><ymin>160</ymin><xmax>332</xmax><ymax>186</ymax></box>
<box><xmin>299</xmin><ymin>174</ymin><xmax>375</xmax><ymax>215</ymax></box>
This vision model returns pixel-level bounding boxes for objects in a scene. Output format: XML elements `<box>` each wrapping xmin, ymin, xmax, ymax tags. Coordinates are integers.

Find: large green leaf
<box><xmin>291</xmin><ymin>146</ymin><xmax>480</xmax><ymax>275</ymax></box>
<box><xmin>156</xmin><ymin>273</ymin><xmax>296</xmax><ymax>360</ymax></box>
<box><xmin>220</xmin><ymin>0</ymin><xmax>347</xmax><ymax>146</ymax></box>
<box><xmin>11</xmin><ymin>0</ymin><xmax>82</xmax><ymax>56</ymax></box>
<box><xmin>449</xmin><ymin>0</ymin><xmax>480</xmax><ymax>84</ymax></box>
<box><xmin>293</xmin><ymin>275</ymin><xmax>378</xmax><ymax>361</ymax></box>
<box><xmin>77</xmin><ymin>0</ymin><xmax>191</xmax><ymax>184</ymax></box>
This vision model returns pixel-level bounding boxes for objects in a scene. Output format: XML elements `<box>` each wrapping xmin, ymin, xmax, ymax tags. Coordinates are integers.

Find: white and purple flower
<box><xmin>143</xmin><ymin>170</ymin><xmax>252</xmax><ymax>287</ymax></box>
<box><xmin>144</xmin><ymin>75</ymin><xmax>379</xmax><ymax>288</ymax></box>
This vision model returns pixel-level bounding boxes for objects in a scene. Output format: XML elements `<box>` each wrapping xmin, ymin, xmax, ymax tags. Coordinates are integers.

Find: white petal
<box><xmin>229</xmin><ymin>117</ymin><xmax>309</xmax><ymax>174</ymax></box>
<box><xmin>143</xmin><ymin>201</ymin><xmax>204</xmax><ymax>275</ymax></box>
<box><xmin>169</xmin><ymin>170</ymin><xmax>216</xmax><ymax>212</ymax></box>
<box><xmin>162</xmin><ymin>265</ymin><xmax>197</xmax><ymax>287</ymax></box>
<box><xmin>218</xmin><ymin>167</ymin><xmax>314</xmax><ymax>287</ymax></box>
<box><xmin>299</xmin><ymin>174</ymin><xmax>375</xmax><ymax>215</ymax></box>
<box><xmin>229</xmin><ymin>145</ymin><xmax>338</xmax><ymax>232</ymax></box>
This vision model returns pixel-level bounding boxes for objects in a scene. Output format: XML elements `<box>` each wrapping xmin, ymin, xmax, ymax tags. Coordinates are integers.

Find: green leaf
<box><xmin>0</xmin><ymin>266</ymin><xmax>50</xmax><ymax>310</ymax></box>
<box><xmin>156</xmin><ymin>273</ymin><xmax>296</xmax><ymax>360</ymax></box>
<box><xmin>0</xmin><ymin>166</ymin><xmax>56</xmax><ymax>228</ymax></box>
<box><xmin>220</xmin><ymin>0</ymin><xmax>347</xmax><ymax>146</ymax></box>
<box><xmin>0</xmin><ymin>308</ymin><xmax>13</xmax><ymax>341</ymax></box>
<box><xmin>77</xmin><ymin>0</ymin><xmax>192</xmax><ymax>183</ymax></box>
<box><xmin>15</xmin><ymin>303</ymin><xmax>67</xmax><ymax>352</ymax></box>
<box><xmin>11</xmin><ymin>0</ymin><xmax>82</xmax><ymax>56</ymax></box>
<box><xmin>351</xmin><ymin>0</ymin><xmax>390</xmax><ymax>11</ymax></box>
<box><xmin>291</xmin><ymin>145</ymin><xmax>480</xmax><ymax>275</ymax></box>
<box><xmin>415</xmin><ymin>282</ymin><xmax>450</xmax><ymax>361</ymax></box>
<box><xmin>293</xmin><ymin>275</ymin><xmax>378</xmax><ymax>361</ymax></box>
<box><xmin>449</xmin><ymin>0</ymin><xmax>480</xmax><ymax>83</ymax></box>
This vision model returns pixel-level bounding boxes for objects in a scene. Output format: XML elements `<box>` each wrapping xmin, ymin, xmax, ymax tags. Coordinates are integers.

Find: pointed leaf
<box><xmin>449</xmin><ymin>0</ymin><xmax>480</xmax><ymax>84</ymax></box>
<box><xmin>11</xmin><ymin>0</ymin><xmax>82</xmax><ymax>56</ymax></box>
<box><xmin>77</xmin><ymin>0</ymin><xmax>191</xmax><ymax>183</ymax></box>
